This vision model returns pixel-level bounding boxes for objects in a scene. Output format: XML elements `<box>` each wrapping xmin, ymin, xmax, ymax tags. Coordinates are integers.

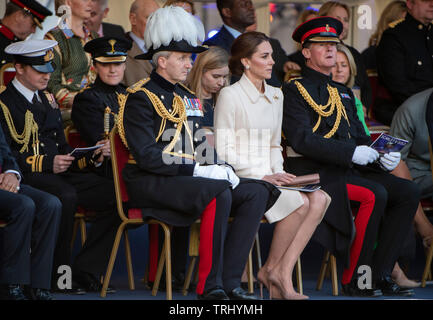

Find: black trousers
<box><xmin>199</xmin><ymin>183</ymin><xmax>268</xmax><ymax>293</ymax></box>
<box><xmin>346</xmin><ymin>170</ymin><xmax>419</xmax><ymax>282</ymax></box>
<box><xmin>0</xmin><ymin>184</ymin><xmax>61</xmax><ymax>289</ymax></box>
<box><xmin>24</xmin><ymin>171</ymin><xmax>119</xmax><ymax>285</ymax></box>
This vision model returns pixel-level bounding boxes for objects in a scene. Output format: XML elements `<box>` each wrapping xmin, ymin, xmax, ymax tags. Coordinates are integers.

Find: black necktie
<box><xmin>32</xmin><ymin>93</ymin><xmax>39</xmax><ymax>104</ymax></box>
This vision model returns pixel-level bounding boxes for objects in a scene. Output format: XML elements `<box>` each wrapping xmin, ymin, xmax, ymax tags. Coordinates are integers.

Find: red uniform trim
<box><xmin>196</xmin><ymin>198</ymin><xmax>217</xmax><ymax>294</ymax></box>
<box><xmin>342</xmin><ymin>184</ymin><xmax>376</xmax><ymax>284</ymax></box>
<box><xmin>147</xmin><ymin>224</ymin><xmax>159</xmax><ymax>282</ymax></box>
<box><xmin>10</xmin><ymin>0</ymin><xmax>45</xmax><ymax>20</ymax></box>
<box><xmin>301</xmin><ymin>26</ymin><xmax>337</xmax><ymax>43</ymax></box>
<box><xmin>0</xmin><ymin>24</ymin><xmax>15</xmax><ymax>41</ymax></box>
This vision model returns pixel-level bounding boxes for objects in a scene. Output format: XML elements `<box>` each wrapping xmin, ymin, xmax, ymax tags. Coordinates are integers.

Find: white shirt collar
<box><xmin>129</xmin><ymin>31</ymin><xmax>147</xmax><ymax>53</ymax></box>
<box><xmin>12</xmin><ymin>78</ymin><xmax>39</xmax><ymax>103</ymax></box>
<box><xmin>238</xmin><ymin>73</ymin><xmax>273</xmax><ymax>103</ymax></box>
<box><xmin>223</xmin><ymin>24</ymin><xmax>242</xmax><ymax>39</ymax></box>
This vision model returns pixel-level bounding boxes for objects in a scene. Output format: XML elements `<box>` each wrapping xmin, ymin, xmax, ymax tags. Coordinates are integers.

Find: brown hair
<box><xmin>318</xmin><ymin>1</ymin><xmax>350</xmax><ymax>19</ymax></box>
<box><xmin>229</xmin><ymin>31</ymin><xmax>270</xmax><ymax>77</ymax></box>
<box><xmin>369</xmin><ymin>1</ymin><xmax>406</xmax><ymax>46</ymax></box>
<box><xmin>186</xmin><ymin>46</ymin><xmax>229</xmax><ymax>102</ymax></box>
<box><xmin>163</xmin><ymin>0</ymin><xmax>195</xmax><ymax>15</ymax></box>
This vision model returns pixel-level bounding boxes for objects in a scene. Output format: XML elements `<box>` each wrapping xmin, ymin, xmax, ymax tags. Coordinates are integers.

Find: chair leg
<box><xmin>152</xmin><ymin>242</ymin><xmax>166</xmax><ymax>296</ymax></box>
<box><xmin>316</xmin><ymin>250</ymin><xmax>330</xmax><ymax>291</ymax></box>
<box><xmin>183</xmin><ymin>256</ymin><xmax>197</xmax><ymax>296</ymax></box>
<box><xmin>101</xmin><ymin>222</ymin><xmax>126</xmax><ymax>298</ymax></box>
<box><xmin>254</xmin><ymin>233</ymin><xmax>262</xmax><ymax>270</ymax></box>
<box><xmin>296</xmin><ymin>257</ymin><xmax>303</xmax><ymax>295</ymax></box>
<box><xmin>80</xmin><ymin>218</ymin><xmax>86</xmax><ymax>247</ymax></box>
<box><xmin>330</xmin><ymin>254</ymin><xmax>338</xmax><ymax>296</ymax></box>
<box><xmin>162</xmin><ymin>223</ymin><xmax>172</xmax><ymax>300</ymax></box>
<box><xmin>123</xmin><ymin>229</ymin><xmax>135</xmax><ymax>290</ymax></box>
<box><xmin>422</xmin><ymin>242</ymin><xmax>433</xmax><ymax>287</ymax></box>
<box><xmin>247</xmin><ymin>248</ymin><xmax>254</xmax><ymax>294</ymax></box>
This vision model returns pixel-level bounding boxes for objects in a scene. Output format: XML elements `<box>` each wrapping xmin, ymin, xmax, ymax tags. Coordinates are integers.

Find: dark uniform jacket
<box><xmin>72</xmin><ymin>77</ymin><xmax>126</xmax><ymax>146</ymax></box>
<box><xmin>121</xmin><ymin>70</ymin><xmax>278</xmax><ymax>226</ymax></box>
<box><xmin>72</xmin><ymin>77</ymin><xmax>126</xmax><ymax>177</ymax></box>
<box><xmin>377</xmin><ymin>13</ymin><xmax>433</xmax><ymax>107</ymax></box>
<box><xmin>287</xmin><ymin>44</ymin><xmax>373</xmax><ymax>110</ymax></box>
<box><xmin>0</xmin><ymin>22</ymin><xmax>17</xmax><ymax>69</ymax></box>
<box><xmin>282</xmin><ymin>66</ymin><xmax>375</xmax><ymax>265</ymax></box>
<box><xmin>203</xmin><ymin>26</ymin><xmax>287</xmax><ymax>87</ymax></box>
<box><xmin>0</xmin><ymin>83</ymin><xmax>90</xmax><ymax>175</ymax></box>
<box><xmin>0</xmin><ymin>120</ymin><xmax>20</xmax><ymax>174</ymax></box>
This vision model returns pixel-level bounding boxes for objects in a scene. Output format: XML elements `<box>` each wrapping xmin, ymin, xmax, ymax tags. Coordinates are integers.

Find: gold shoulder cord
<box><xmin>0</xmin><ymin>100</ymin><xmax>39</xmax><ymax>153</ymax></box>
<box><xmin>117</xmin><ymin>86</ymin><xmax>195</xmax><ymax>160</ymax></box>
<box><xmin>294</xmin><ymin>81</ymin><xmax>349</xmax><ymax>139</ymax></box>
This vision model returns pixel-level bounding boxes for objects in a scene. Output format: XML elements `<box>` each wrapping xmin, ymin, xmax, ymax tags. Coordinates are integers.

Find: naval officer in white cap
<box><xmin>0</xmin><ymin>39</ymin><xmax>119</xmax><ymax>295</ymax></box>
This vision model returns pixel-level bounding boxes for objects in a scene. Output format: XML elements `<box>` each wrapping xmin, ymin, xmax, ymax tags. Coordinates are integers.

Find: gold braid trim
<box><xmin>117</xmin><ymin>86</ymin><xmax>195</xmax><ymax>160</ymax></box>
<box><xmin>294</xmin><ymin>81</ymin><xmax>349</xmax><ymax>139</ymax></box>
<box><xmin>0</xmin><ymin>100</ymin><xmax>40</xmax><ymax>153</ymax></box>
<box><xmin>26</xmin><ymin>155</ymin><xmax>44</xmax><ymax>172</ymax></box>
<box><xmin>117</xmin><ymin>92</ymin><xmax>129</xmax><ymax>148</ymax></box>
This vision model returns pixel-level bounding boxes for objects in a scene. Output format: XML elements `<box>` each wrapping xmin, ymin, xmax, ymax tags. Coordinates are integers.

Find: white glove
<box><xmin>193</xmin><ymin>164</ymin><xmax>229</xmax><ymax>181</ymax></box>
<box><xmin>352</xmin><ymin>146</ymin><xmax>379</xmax><ymax>165</ymax></box>
<box><xmin>379</xmin><ymin>152</ymin><xmax>401</xmax><ymax>171</ymax></box>
<box><xmin>221</xmin><ymin>165</ymin><xmax>240</xmax><ymax>189</ymax></box>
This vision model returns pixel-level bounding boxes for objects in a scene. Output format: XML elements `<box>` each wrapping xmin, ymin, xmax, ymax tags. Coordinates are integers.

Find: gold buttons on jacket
<box><xmin>419</xmin><ymin>24</ymin><xmax>424</xmax><ymax>30</ymax></box>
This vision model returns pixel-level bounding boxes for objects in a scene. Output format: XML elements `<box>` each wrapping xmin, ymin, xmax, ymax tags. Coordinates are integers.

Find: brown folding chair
<box><xmin>182</xmin><ymin>219</ymin><xmax>303</xmax><ymax>296</ymax></box>
<box><xmin>64</xmin><ymin>125</ymin><xmax>92</xmax><ymax>249</ymax></box>
<box><xmin>0</xmin><ymin>63</ymin><xmax>15</xmax><ymax>87</ymax></box>
<box><xmin>421</xmin><ymin>139</ymin><xmax>433</xmax><ymax>287</ymax></box>
<box><xmin>316</xmin><ymin>249</ymin><xmax>339</xmax><ymax>296</ymax></box>
<box><xmin>103</xmin><ymin>126</ymin><xmax>172</xmax><ymax>299</ymax></box>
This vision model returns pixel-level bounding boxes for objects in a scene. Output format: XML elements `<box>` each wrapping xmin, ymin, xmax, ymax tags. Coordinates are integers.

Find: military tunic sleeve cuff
<box><xmin>4</xmin><ymin>170</ymin><xmax>21</xmax><ymax>182</ymax></box>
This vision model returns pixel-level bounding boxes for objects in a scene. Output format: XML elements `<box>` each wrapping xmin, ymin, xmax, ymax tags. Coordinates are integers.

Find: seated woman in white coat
<box><xmin>214</xmin><ymin>31</ymin><xmax>331</xmax><ymax>300</ymax></box>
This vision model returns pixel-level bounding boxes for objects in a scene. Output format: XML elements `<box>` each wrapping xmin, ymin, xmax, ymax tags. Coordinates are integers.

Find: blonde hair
<box><xmin>336</xmin><ymin>44</ymin><xmax>357</xmax><ymax>88</ymax></box>
<box><xmin>186</xmin><ymin>46</ymin><xmax>229</xmax><ymax>104</ymax></box>
<box><xmin>369</xmin><ymin>1</ymin><xmax>406</xmax><ymax>46</ymax></box>
<box><xmin>318</xmin><ymin>1</ymin><xmax>350</xmax><ymax>19</ymax></box>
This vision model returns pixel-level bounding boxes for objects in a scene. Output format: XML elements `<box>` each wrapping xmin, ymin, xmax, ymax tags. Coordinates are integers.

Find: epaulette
<box><xmin>178</xmin><ymin>82</ymin><xmax>195</xmax><ymax>95</ymax></box>
<box><xmin>78</xmin><ymin>85</ymin><xmax>92</xmax><ymax>94</ymax></box>
<box><xmin>286</xmin><ymin>76</ymin><xmax>303</xmax><ymax>84</ymax></box>
<box><xmin>388</xmin><ymin>18</ymin><xmax>404</xmax><ymax>29</ymax></box>
<box><xmin>0</xmin><ymin>86</ymin><xmax>5</xmax><ymax>94</ymax></box>
<box><xmin>127</xmin><ymin>77</ymin><xmax>150</xmax><ymax>94</ymax></box>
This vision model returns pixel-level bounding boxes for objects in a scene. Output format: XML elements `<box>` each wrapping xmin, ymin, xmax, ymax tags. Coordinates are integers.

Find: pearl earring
<box><xmin>245</xmin><ymin>65</ymin><xmax>250</xmax><ymax>70</ymax></box>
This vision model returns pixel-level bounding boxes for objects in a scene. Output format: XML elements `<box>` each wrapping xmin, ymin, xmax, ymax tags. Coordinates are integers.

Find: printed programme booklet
<box><xmin>278</xmin><ymin>184</ymin><xmax>321</xmax><ymax>193</ymax></box>
<box><xmin>370</xmin><ymin>133</ymin><xmax>408</xmax><ymax>154</ymax></box>
<box><xmin>69</xmin><ymin>145</ymin><xmax>102</xmax><ymax>159</ymax></box>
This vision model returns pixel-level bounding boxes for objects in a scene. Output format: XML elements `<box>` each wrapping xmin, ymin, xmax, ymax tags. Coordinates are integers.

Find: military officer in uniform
<box><xmin>0</xmin><ymin>123</ymin><xmax>61</xmax><ymax>300</ymax></box>
<box><xmin>120</xmin><ymin>6</ymin><xmax>278</xmax><ymax>300</ymax></box>
<box><xmin>376</xmin><ymin>0</ymin><xmax>433</xmax><ymax>125</ymax></box>
<box><xmin>72</xmin><ymin>36</ymin><xmax>131</xmax><ymax>178</ymax></box>
<box><xmin>0</xmin><ymin>39</ymin><xmax>119</xmax><ymax>294</ymax></box>
<box><xmin>0</xmin><ymin>0</ymin><xmax>52</xmax><ymax>70</ymax></box>
<box><xmin>283</xmin><ymin>17</ymin><xmax>420</xmax><ymax>297</ymax></box>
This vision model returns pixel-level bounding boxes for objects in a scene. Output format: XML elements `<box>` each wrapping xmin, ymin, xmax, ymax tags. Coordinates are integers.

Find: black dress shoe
<box><xmin>341</xmin><ymin>281</ymin><xmax>382</xmax><ymax>297</ymax></box>
<box><xmin>375</xmin><ymin>276</ymin><xmax>414</xmax><ymax>296</ymax></box>
<box><xmin>51</xmin><ymin>285</ymin><xmax>87</xmax><ymax>295</ymax></box>
<box><xmin>197</xmin><ymin>287</ymin><xmax>230</xmax><ymax>300</ymax></box>
<box><xmin>226</xmin><ymin>287</ymin><xmax>260</xmax><ymax>300</ymax></box>
<box><xmin>33</xmin><ymin>289</ymin><xmax>54</xmax><ymax>300</ymax></box>
<box><xmin>0</xmin><ymin>285</ymin><xmax>28</xmax><ymax>300</ymax></box>
<box><xmin>74</xmin><ymin>271</ymin><xmax>116</xmax><ymax>294</ymax></box>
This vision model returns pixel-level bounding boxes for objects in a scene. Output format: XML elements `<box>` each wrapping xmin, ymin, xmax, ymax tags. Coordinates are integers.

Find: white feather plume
<box><xmin>144</xmin><ymin>6</ymin><xmax>205</xmax><ymax>50</ymax></box>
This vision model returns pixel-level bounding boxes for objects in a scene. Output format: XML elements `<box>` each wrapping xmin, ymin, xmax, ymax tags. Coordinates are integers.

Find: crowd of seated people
<box><xmin>1</xmin><ymin>0</ymin><xmax>433</xmax><ymax>301</ymax></box>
